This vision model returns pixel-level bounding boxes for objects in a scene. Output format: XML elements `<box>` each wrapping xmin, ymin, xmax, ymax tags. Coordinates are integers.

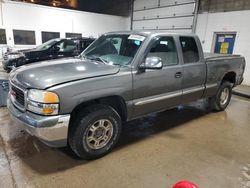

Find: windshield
<box><xmin>81</xmin><ymin>34</ymin><xmax>145</xmax><ymax>66</ymax></box>
<box><xmin>36</xmin><ymin>39</ymin><xmax>60</xmax><ymax>50</ymax></box>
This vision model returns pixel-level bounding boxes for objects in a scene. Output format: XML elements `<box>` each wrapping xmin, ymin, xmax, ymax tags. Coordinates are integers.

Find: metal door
<box><xmin>132</xmin><ymin>0</ymin><xmax>199</xmax><ymax>33</ymax></box>
<box><xmin>132</xmin><ymin>36</ymin><xmax>183</xmax><ymax>117</ymax></box>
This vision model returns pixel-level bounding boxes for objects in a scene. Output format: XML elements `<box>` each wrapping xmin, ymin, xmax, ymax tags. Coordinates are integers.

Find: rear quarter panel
<box><xmin>203</xmin><ymin>56</ymin><xmax>245</xmax><ymax>97</ymax></box>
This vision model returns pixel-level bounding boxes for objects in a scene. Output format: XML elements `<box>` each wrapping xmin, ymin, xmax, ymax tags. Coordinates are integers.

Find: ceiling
<box><xmin>12</xmin><ymin>0</ymin><xmax>132</xmax><ymax>16</ymax></box>
<box><xmin>78</xmin><ymin>0</ymin><xmax>132</xmax><ymax>16</ymax></box>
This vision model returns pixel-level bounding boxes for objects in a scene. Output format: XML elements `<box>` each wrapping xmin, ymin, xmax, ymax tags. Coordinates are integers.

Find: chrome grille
<box><xmin>11</xmin><ymin>84</ymin><xmax>25</xmax><ymax>107</ymax></box>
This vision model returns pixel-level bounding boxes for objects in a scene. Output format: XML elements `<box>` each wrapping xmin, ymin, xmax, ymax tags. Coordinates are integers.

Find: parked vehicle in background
<box><xmin>0</xmin><ymin>45</ymin><xmax>13</xmax><ymax>59</ymax></box>
<box><xmin>2</xmin><ymin>37</ymin><xmax>95</xmax><ymax>72</ymax></box>
<box><xmin>7</xmin><ymin>31</ymin><xmax>245</xmax><ymax>160</ymax></box>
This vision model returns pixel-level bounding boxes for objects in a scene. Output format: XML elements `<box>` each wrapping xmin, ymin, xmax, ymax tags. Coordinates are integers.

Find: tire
<box><xmin>209</xmin><ymin>81</ymin><xmax>232</xmax><ymax>111</ymax></box>
<box><xmin>68</xmin><ymin>104</ymin><xmax>122</xmax><ymax>160</ymax></box>
<box><xmin>6</xmin><ymin>68</ymin><xmax>11</xmax><ymax>73</ymax></box>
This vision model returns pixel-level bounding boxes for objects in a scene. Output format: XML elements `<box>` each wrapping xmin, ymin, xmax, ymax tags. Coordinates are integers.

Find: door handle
<box><xmin>175</xmin><ymin>72</ymin><xmax>182</xmax><ymax>78</ymax></box>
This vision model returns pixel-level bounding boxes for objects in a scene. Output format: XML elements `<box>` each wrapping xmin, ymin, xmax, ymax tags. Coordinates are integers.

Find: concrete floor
<box><xmin>0</xmin><ymin>96</ymin><xmax>250</xmax><ymax>188</ymax></box>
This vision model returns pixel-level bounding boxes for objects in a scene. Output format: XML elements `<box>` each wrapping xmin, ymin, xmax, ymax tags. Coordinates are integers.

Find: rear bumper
<box><xmin>7</xmin><ymin>98</ymin><xmax>70</xmax><ymax>147</ymax></box>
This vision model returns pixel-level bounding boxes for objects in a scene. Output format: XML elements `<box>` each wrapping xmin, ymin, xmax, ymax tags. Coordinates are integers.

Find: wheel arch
<box><xmin>221</xmin><ymin>71</ymin><xmax>236</xmax><ymax>86</ymax></box>
<box><xmin>69</xmin><ymin>95</ymin><xmax>128</xmax><ymax>125</ymax></box>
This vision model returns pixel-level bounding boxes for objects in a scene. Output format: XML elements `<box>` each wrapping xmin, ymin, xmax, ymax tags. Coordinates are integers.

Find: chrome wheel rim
<box><xmin>86</xmin><ymin>119</ymin><xmax>113</xmax><ymax>150</ymax></box>
<box><xmin>220</xmin><ymin>87</ymin><xmax>229</xmax><ymax>106</ymax></box>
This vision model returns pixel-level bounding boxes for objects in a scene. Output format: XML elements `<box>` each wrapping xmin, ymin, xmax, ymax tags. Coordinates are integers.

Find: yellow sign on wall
<box><xmin>220</xmin><ymin>42</ymin><xmax>229</xmax><ymax>54</ymax></box>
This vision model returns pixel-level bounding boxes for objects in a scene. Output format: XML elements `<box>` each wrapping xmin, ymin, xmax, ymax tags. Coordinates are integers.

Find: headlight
<box><xmin>8</xmin><ymin>53</ymin><xmax>24</xmax><ymax>60</ymax></box>
<box><xmin>27</xmin><ymin>89</ymin><xmax>59</xmax><ymax>115</ymax></box>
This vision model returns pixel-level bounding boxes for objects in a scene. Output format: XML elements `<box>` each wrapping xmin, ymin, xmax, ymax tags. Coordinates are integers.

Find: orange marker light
<box><xmin>43</xmin><ymin>92</ymin><xmax>59</xmax><ymax>103</ymax></box>
<box><xmin>42</xmin><ymin>107</ymin><xmax>54</xmax><ymax>114</ymax></box>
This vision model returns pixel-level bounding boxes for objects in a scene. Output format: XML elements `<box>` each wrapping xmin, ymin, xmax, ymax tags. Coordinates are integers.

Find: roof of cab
<box><xmin>105</xmin><ymin>30</ymin><xmax>198</xmax><ymax>37</ymax></box>
<box><xmin>51</xmin><ymin>37</ymin><xmax>95</xmax><ymax>41</ymax></box>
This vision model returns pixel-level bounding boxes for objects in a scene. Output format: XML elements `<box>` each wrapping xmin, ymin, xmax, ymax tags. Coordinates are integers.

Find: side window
<box><xmin>56</xmin><ymin>40</ymin><xmax>77</xmax><ymax>52</ymax></box>
<box><xmin>180</xmin><ymin>37</ymin><xmax>199</xmax><ymax>64</ymax></box>
<box><xmin>147</xmin><ymin>37</ymin><xmax>178</xmax><ymax>66</ymax></box>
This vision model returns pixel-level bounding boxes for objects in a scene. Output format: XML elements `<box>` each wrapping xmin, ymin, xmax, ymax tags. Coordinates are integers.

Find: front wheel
<box><xmin>68</xmin><ymin>105</ymin><xmax>122</xmax><ymax>160</ymax></box>
<box><xmin>209</xmin><ymin>81</ymin><xmax>232</xmax><ymax>111</ymax></box>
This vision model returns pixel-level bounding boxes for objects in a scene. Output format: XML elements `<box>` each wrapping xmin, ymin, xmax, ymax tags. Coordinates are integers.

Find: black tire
<box><xmin>68</xmin><ymin>104</ymin><xmax>122</xmax><ymax>160</ymax></box>
<box><xmin>6</xmin><ymin>68</ymin><xmax>11</xmax><ymax>73</ymax></box>
<box><xmin>209</xmin><ymin>81</ymin><xmax>232</xmax><ymax>111</ymax></box>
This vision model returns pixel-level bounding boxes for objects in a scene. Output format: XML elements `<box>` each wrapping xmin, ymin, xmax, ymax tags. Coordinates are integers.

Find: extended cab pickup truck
<box><xmin>2</xmin><ymin>37</ymin><xmax>94</xmax><ymax>72</ymax></box>
<box><xmin>7</xmin><ymin>31</ymin><xmax>245</xmax><ymax>159</ymax></box>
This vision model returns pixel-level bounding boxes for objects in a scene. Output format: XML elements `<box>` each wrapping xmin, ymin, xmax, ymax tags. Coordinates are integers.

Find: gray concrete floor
<box><xmin>0</xmin><ymin>96</ymin><xmax>250</xmax><ymax>188</ymax></box>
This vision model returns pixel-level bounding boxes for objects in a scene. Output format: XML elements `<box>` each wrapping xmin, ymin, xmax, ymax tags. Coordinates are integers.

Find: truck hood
<box><xmin>10</xmin><ymin>57</ymin><xmax>120</xmax><ymax>89</ymax></box>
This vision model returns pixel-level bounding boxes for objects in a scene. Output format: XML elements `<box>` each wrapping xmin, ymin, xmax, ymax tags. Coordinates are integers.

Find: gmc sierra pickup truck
<box><xmin>7</xmin><ymin>31</ymin><xmax>245</xmax><ymax>160</ymax></box>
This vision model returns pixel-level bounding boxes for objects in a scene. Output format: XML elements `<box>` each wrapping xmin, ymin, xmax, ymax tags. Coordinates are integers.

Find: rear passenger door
<box><xmin>132</xmin><ymin>36</ymin><xmax>183</xmax><ymax>117</ymax></box>
<box><xmin>179</xmin><ymin>36</ymin><xmax>206</xmax><ymax>103</ymax></box>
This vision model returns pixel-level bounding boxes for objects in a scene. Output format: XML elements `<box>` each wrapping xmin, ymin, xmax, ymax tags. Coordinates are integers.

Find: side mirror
<box><xmin>139</xmin><ymin>56</ymin><xmax>163</xmax><ymax>70</ymax></box>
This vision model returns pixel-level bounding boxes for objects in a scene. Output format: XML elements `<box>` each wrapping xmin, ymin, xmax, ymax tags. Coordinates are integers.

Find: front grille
<box><xmin>11</xmin><ymin>85</ymin><xmax>25</xmax><ymax>106</ymax></box>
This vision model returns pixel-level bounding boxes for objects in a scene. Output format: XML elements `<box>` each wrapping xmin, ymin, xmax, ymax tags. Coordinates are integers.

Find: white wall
<box><xmin>196</xmin><ymin>10</ymin><xmax>250</xmax><ymax>86</ymax></box>
<box><xmin>0</xmin><ymin>1</ymin><xmax>130</xmax><ymax>50</ymax></box>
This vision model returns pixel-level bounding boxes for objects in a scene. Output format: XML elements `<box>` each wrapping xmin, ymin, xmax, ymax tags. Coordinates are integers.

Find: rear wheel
<box><xmin>209</xmin><ymin>81</ymin><xmax>232</xmax><ymax>111</ymax></box>
<box><xmin>68</xmin><ymin>105</ymin><xmax>122</xmax><ymax>160</ymax></box>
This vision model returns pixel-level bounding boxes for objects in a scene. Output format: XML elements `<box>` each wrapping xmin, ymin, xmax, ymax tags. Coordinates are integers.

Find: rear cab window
<box><xmin>179</xmin><ymin>36</ymin><xmax>200</xmax><ymax>64</ymax></box>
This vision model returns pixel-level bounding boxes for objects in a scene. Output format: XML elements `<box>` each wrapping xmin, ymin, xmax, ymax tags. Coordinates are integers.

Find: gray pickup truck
<box><xmin>7</xmin><ymin>31</ymin><xmax>245</xmax><ymax>159</ymax></box>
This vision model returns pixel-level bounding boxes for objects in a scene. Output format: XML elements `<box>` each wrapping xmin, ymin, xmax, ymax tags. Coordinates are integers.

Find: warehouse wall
<box><xmin>199</xmin><ymin>0</ymin><xmax>250</xmax><ymax>13</ymax></box>
<box><xmin>0</xmin><ymin>1</ymin><xmax>129</xmax><ymax>50</ymax></box>
<box><xmin>196</xmin><ymin>10</ymin><xmax>250</xmax><ymax>86</ymax></box>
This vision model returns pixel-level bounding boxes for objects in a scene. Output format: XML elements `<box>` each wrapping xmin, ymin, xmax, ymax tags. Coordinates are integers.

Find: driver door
<box><xmin>132</xmin><ymin>36</ymin><xmax>183</xmax><ymax>117</ymax></box>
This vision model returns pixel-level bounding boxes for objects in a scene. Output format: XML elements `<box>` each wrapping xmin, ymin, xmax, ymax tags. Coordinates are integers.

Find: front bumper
<box><xmin>2</xmin><ymin>58</ymin><xmax>23</xmax><ymax>71</ymax></box>
<box><xmin>2</xmin><ymin>60</ymin><xmax>9</xmax><ymax>70</ymax></box>
<box><xmin>2</xmin><ymin>59</ymin><xmax>15</xmax><ymax>71</ymax></box>
<box><xmin>7</xmin><ymin>98</ymin><xmax>70</xmax><ymax>147</ymax></box>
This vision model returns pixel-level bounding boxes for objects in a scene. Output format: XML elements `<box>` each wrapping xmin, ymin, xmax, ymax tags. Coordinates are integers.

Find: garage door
<box><xmin>132</xmin><ymin>0</ymin><xmax>198</xmax><ymax>33</ymax></box>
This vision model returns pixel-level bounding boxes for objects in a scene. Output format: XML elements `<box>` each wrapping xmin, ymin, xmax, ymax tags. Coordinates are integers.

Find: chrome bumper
<box><xmin>7</xmin><ymin>98</ymin><xmax>70</xmax><ymax>147</ymax></box>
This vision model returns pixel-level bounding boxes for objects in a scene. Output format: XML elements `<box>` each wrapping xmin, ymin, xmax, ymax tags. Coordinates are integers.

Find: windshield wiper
<box><xmin>92</xmin><ymin>56</ymin><xmax>109</xmax><ymax>64</ymax></box>
<box><xmin>82</xmin><ymin>55</ymin><xmax>109</xmax><ymax>64</ymax></box>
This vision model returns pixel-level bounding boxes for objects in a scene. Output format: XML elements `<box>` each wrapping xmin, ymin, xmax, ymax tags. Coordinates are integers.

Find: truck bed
<box><xmin>204</xmin><ymin>52</ymin><xmax>241</xmax><ymax>61</ymax></box>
